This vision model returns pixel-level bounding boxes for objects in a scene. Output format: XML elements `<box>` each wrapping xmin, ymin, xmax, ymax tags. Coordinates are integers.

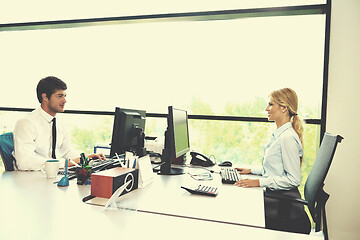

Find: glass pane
<box><xmin>1</xmin><ymin>109</ymin><xmax>319</xmax><ymax>193</ymax></box>
<box><xmin>0</xmin><ymin>14</ymin><xmax>325</xmax><ymax>120</ymax></box>
<box><xmin>0</xmin><ymin>110</ymin><xmax>114</xmax><ymax>155</ymax></box>
<box><xmin>64</xmin><ymin>114</ymin><xmax>321</xmax><ymax>193</ymax></box>
<box><xmin>61</xmin><ymin>114</ymin><xmax>114</xmax><ymax>154</ymax></box>
<box><xmin>0</xmin><ymin>111</ymin><xmax>28</xmax><ymax>172</ymax></box>
<box><xmin>0</xmin><ymin>111</ymin><xmax>27</xmax><ymax>133</ymax></box>
<box><xmin>188</xmin><ymin>119</ymin><xmax>320</xmax><ymax>192</ymax></box>
<box><xmin>0</xmin><ymin>0</ymin><xmax>326</xmax><ymax>24</ymax></box>
<box><xmin>189</xmin><ymin>120</ymin><xmax>271</xmax><ymax>166</ymax></box>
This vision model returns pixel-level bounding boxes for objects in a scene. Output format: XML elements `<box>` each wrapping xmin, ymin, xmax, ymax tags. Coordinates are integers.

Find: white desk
<box><xmin>0</xmin><ymin>170</ymin><xmax>322</xmax><ymax>240</ymax></box>
<box><xmin>121</xmin><ymin>166</ymin><xmax>265</xmax><ymax>227</ymax></box>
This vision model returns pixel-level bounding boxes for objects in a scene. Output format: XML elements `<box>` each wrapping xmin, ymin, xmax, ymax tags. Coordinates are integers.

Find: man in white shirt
<box><xmin>13</xmin><ymin>76</ymin><xmax>105</xmax><ymax>170</ymax></box>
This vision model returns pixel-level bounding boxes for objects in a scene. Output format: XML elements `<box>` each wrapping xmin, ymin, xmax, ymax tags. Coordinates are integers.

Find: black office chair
<box><xmin>0</xmin><ymin>132</ymin><xmax>16</xmax><ymax>171</ymax></box>
<box><xmin>264</xmin><ymin>132</ymin><xmax>343</xmax><ymax>239</ymax></box>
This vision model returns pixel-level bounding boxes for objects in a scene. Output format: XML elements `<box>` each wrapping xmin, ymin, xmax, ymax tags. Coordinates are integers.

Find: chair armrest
<box><xmin>264</xmin><ymin>189</ymin><xmax>308</xmax><ymax>206</ymax></box>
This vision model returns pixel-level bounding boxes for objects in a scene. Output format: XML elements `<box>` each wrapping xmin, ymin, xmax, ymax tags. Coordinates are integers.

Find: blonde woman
<box><xmin>236</xmin><ymin>88</ymin><xmax>311</xmax><ymax>233</ymax></box>
<box><xmin>235</xmin><ymin>88</ymin><xmax>304</xmax><ymax>190</ymax></box>
<box><xmin>235</xmin><ymin>88</ymin><xmax>310</xmax><ymax>233</ymax></box>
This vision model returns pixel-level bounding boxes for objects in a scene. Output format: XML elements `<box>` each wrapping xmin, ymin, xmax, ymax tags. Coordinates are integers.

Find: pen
<box><xmin>80</xmin><ymin>153</ymin><xmax>86</xmax><ymax>167</ymax></box>
<box><xmin>132</xmin><ymin>157</ymin><xmax>137</xmax><ymax>168</ymax></box>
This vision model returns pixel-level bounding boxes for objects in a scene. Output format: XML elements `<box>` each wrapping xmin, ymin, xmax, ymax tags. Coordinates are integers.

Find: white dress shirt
<box><xmin>251</xmin><ymin>122</ymin><xmax>303</xmax><ymax>190</ymax></box>
<box><xmin>13</xmin><ymin>107</ymin><xmax>81</xmax><ymax>170</ymax></box>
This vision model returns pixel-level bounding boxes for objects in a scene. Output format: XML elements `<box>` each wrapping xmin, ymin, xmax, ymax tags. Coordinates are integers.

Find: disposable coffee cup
<box><xmin>41</xmin><ymin>159</ymin><xmax>60</xmax><ymax>178</ymax></box>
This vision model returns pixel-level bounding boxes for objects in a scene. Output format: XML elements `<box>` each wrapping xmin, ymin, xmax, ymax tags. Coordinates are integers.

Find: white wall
<box><xmin>325</xmin><ymin>0</ymin><xmax>360</xmax><ymax>239</ymax></box>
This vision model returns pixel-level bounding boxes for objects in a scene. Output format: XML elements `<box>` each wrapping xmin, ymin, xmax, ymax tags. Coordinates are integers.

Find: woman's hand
<box><xmin>235</xmin><ymin>168</ymin><xmax>251</xmax><ymax>174</ymax></box>
<box><xmin>234</xmin><ymin>179</ymin><xmax>260</xmax><ymax>188</ymax></box>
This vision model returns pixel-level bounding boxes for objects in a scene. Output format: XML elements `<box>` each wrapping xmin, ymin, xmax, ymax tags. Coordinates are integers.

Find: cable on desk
<box><xmin>208</xmin><ymin>154</ymin><xmax>217</xmax><ymax>165</ymax></box>
<box><xmin>152</xmin><ymin>161</ymin><xmax>166</xmax><ymax>172</ymax></box>
<box><xmin>187</xmin><ymin>172</ymin><xmax>213</xmax><ymax>181</ymax></box>
<box><xmin>183</xmin><ymin>164</ymin><xmax>216</xmax><ymax>173</ymax></box>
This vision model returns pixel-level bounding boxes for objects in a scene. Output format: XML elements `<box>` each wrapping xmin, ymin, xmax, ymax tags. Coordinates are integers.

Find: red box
<box><xmin>91</xmin><ymin>167</ymin><xmax>138</xmax><ymax>198</ymax></box>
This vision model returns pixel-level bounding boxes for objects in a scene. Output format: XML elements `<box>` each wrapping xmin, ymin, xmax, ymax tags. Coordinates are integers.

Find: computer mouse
<box><xmin>218</xmin><ymin>161</ymin><xmax>232</xmax><ymax>167</ymax></box>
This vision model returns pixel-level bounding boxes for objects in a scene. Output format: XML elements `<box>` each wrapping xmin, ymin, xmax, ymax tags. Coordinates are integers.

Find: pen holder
<box><xmin>77</xmin><ymin>167</ymin><xmax>91</xmax><ymax>185</ymax></box>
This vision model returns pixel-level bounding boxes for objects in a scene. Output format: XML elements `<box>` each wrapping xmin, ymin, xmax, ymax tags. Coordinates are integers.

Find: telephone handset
<box><xmin>190</xmin><ymin>151</ymin><xmax>215</xmax><ymax>167</ymax></box>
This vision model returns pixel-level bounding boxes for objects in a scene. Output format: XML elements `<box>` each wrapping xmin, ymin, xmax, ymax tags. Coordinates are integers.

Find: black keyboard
<box><xmin>220</xmin><ymin>167</ymin><xmax>241</xmax><ymax>184</ymax></box>
<box><xmin>91</xmin><ymin>158</ymin><xmax>120</xmax><ymax>172</ymax></box>
<box><xmin>181</xmin><ymin>185</ymin><xmax>218</xmax><ymax>197</ymax></box>
<box><xmin>57</xmin><ymin>158</ymin><xmax>121</xmax><ymax>180</ymax></box>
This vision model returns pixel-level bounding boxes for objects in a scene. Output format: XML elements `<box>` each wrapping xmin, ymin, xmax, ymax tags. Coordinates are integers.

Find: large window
<box><xmin>0</xmin><ymin>1</ymin><xmax>328</xmax><ymax>196</ymax></box>
<box><xmin>1</xmin><ymin>15</ymin><xmax>324</xmax><ymax>117</ymax></box>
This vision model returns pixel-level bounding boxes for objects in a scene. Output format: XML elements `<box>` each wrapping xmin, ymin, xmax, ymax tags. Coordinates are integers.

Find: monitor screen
<box><xmin>110</xmin><ymin>107</ymin><xmax>146</xmax><ymax>157</ymax></box>
<box><xmin>171</xmin><ymin>107</ymin><xmax>190</xmax><ymax>158</ymax></box>
<box><xmin>158</xmin><ymin>106</ymin><xmax>190</xmax><ymax>175</ymax></box>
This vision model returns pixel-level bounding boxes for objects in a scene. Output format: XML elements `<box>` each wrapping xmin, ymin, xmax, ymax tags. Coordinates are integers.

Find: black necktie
<box><xmin>52</xmin><ymin>118</ymin><xmax>56</xmax><ymax>159</ymax></box>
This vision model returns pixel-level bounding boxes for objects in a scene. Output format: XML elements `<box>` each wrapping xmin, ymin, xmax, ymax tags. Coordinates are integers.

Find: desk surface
<box><xmin>120</xmin><ymin>166</ymin><xmax>265</xmax><ymax>227</ymax></box>
<box><xmin>0</xmin><ymin>170</ymin><xmax>322</xmax><ymax>240</ymax></box>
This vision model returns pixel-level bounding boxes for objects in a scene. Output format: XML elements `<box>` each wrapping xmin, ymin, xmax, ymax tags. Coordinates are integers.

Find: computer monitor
<box><xmin>158</xmin><ymin>106</ymin><xmax>190</xmax><ymax>175</ymax></box>
<box><xmin>110</xmin><ymin>107</ymin><xmax>147</xmax><ymax>158</ymax></box>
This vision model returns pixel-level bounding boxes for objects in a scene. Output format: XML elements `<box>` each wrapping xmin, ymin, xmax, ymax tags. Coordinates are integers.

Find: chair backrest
<box><xmin>304</xmin><ymin>132</ymin><xmax>343</xmax><ymax>216</ymax></box>
<box><xmin>0</xmin><ymin>132</ymin><xmax>16</xmax><ymax>171</ymax></box>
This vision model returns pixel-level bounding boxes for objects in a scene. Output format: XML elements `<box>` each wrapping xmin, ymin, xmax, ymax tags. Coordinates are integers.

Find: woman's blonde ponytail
<box><xmin>270</xmin><ymin>88</ymin><xmax>304</xmax><ymax>148</ymax></box>
<box><xmin>291</xmin><ymin>114</ymin><xmax>304</xmax><ymax>147</ymax></box>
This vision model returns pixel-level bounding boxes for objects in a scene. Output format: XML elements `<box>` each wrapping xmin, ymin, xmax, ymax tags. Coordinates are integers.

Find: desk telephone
<box><xmin>190</xmin><ymin>151</ymin><xmax>215</xmax><ymax>167</ymax></box>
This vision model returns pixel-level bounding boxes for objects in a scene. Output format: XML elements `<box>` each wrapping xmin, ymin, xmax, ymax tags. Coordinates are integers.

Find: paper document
<box><xmin>136</xmin><ymin>155</ymin><xmax>154</xmax><ymax>188</ymax></box>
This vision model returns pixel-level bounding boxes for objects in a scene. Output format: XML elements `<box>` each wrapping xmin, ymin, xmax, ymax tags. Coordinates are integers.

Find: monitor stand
<box><xmin>158</xmin><ymin>166</ymin><xmax>184</xmax><ymax>175</ymax></box>
<box><xmin>157</xmin><ymin>148</ymin><xmax>185</xmax><ymax>175</ymax></box>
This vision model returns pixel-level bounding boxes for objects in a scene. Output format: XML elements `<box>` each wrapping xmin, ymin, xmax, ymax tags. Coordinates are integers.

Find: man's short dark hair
<box><xmin>36</xmin><ymin>76</ymin><xmax>67</xmax><ymax>103</ymax></box>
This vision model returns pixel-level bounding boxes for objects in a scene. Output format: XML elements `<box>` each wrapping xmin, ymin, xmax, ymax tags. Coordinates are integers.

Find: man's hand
<box><xmin>88</xmin><ymin>153</ymin><xmax>106</xmax><ymax>160</ymax></box>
